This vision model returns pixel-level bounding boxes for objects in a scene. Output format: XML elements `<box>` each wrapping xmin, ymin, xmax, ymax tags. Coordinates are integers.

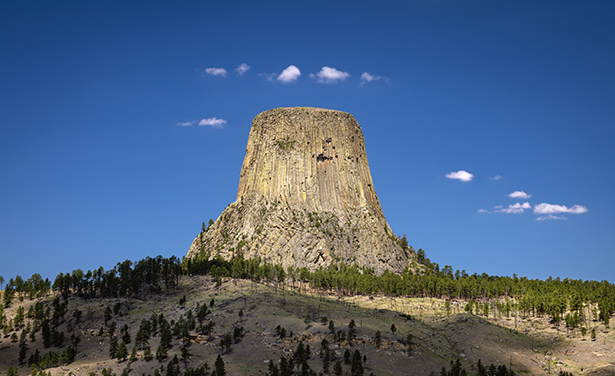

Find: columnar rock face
<box><xmin>188</xmin><ymin>107</ymin><xmax>410</xmax><ymax>274</ymax></box>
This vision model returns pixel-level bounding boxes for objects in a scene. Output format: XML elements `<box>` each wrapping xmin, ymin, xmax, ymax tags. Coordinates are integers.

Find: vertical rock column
<box><xmin>188</xmin><ymin>107</ymin><xmax>410</xmax><ymax>274</ymax></box>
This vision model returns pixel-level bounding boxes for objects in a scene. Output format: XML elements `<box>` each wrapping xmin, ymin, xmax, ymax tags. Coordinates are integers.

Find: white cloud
<box><xmin>509</xmin><ymin>190</ymin><xmax>531</xmax><ymax>199</ymax></box>
<box><xmin>534</xmin><ymin>203</ymin><xmax>588</xmax><ymax>214</ymax></box>
<box><xmin>489</xmin><ymin>175</ymin><xmax>503</xmax><ymax>181</ymax></box>
<box><xmin>477</xmin><ymin>209</ymin><xmax>490</xmax><ymax>213</ymax></box>
<box><xmin>536</xmin><ymin>214</ymin><xmax>568</xmax><ymax>221</ymax></box>
<box><xmin>198</xmin><ymin>117</ymin><xmax>227</xmax><ymax>128</ymax></box>
<box><xmin>311</xmin><ymin>66</ymin><xmax>350</xmax><ymax>83</ymax></box>
<box><xmin>258</xmin><ymin>73</ymin><xmax>276</xmax><ymax>81</ymax></box>
<box><xmin>360</xmin><ymin>72</ymin><xmax>386</xmax><ymax>85</ymax></box>
<box><xmin>176</xmin><ymin>121</ymin><xmax>196</xmax><ymax>126</ymax></box>
<box><xmin>361</xmin><ymin>72</ymin><xmax>378</xmax><ymax>82</ymax></box>
<box><xmin>236</xmin><ymin>63</ymin><xmax>250</xmax><ymax>75</ymax></box>
<box><xmin>498</xmin><ymin>202</ymin><xmax>531</xmax><ymax>214</ymax></box>
<box><xmin>205</xmin><ymin>67</ymin><xmax>227</xmax><ymax>77</ymax></box>
<box><xmin>278</xmin><ymin>65</ymin><xmax>301</xmax><ymax>83</ymax></box>
<box><xmin>445</xmin><ymin>170</ymin><xmax>474</xmax><ymax>182</ymax></box>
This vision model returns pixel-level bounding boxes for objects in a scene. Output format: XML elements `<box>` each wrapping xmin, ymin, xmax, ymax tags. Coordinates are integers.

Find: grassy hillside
<box><xmin>1</xmin><ymin>274</ymin><xmax>614</xmax><ymax>376</ymax></box>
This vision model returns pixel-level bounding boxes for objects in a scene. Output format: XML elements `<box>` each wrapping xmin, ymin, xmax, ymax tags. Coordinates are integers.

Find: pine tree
<box><xmin>156</xmin><ymin>344</ymin><xmax>168</xmax><ymax>361</ymax></box>
<box><xmin>344</xmin><ymin>349</ymin><xmax>351</xmax><ymax>364</ymax></box>
<box><xmin>334</xmin><ymin>361</ymin><xmax>343</xmax><ymax>376</ymax></box>
<box><xmin>129</xmin><ymin>346</ymin><xmax>138</xmax><ymax>362</ymax></box>
<box><xmin>116</xmin><ymin>340</ymin><xmax>128</xmax><ymax>361</ymax></box>
<box><xmin>268</xmin><ymin>360</ymin><xmax>280</xmax><ymax>376</ymax></box>
<box><xmin>143</xmin><ymin>346</ymin><xmax>153</xmax><ymax>361</ymax></box>
<box><xmin>214</xmin><ymin>354</ymin><xmax>226</xmax><ymax>376</ymax></box>
<box><xmin>348</xmin><ymin>319</ymin><xmax>357</xmax><ymax>340</ymax></box>
<box><xmin>351</xmin><ymin>349</ymin><xmax>364</xmax><ymax>376</ymax></box>
<box><xmin>18</xmin><ymin>341</ymin><xmax>28</xmax><ymax>365</ymax></box>
<box><xmin>374</xmin><ymin>331</ymin><xmax>382</xmax><ymax>347</ymax></box>
<box><xmin>109</xmin><ymin>336</ymin><xmax>119</xmax><ymax>358</ymax></box>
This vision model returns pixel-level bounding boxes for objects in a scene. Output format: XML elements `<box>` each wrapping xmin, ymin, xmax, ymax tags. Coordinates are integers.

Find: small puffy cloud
<box><xmin>311</xmin><ymin>66</ymin><xmax>350</xmax><ymax>83</ymax></box>
<box><xmin>361</xmin><ymin>72</ymin><xmax>379</xmax><ymax>82</ymax></box>
<box><xmin>477</xmin><ymin>209</ymin><xmax>490</xmax><ymax>214</ymax></box>
<box><xmin>534</xmin><ymin>203</ymin><xmax>588</xmax><ymax>215</ymax></box>
<box><xmin>489</xmin><ymin>175</ymin><xmax>503</xmax><ymax>181</ymax></box>
<box><xmin>509</xmin><ymin>190</ymin><xmax>531</xmax><ymax>199</ymax></box>
<box><xmin>176</xmin><ymin>121</ymin><xmax>196</xmax><ymax>126</ymax></box>
<box><xmin>498</xmin><ymin>202</ymin><xmax>531</xmax><ymax>214</ymax></box>
<box><xmin>360</xmin><ymin>72</ymin><xmax>386</xmax><ymax>85</ymax></box>
<box><xmin>198</xmin><ymin>117</ymin><xmax>227</xmax><ymax>128</ymax></box>
<box><xmin>236</xmin><ymin>63</ymin><xmax>250</xmax><ymax>75</ymax></box>
<box><xmin>205</xmin><ymin>67</ymin><xmax>227</xmax><ymax>77</ymax></box>
<box><xmin>278</xmin><ymin>65</ymin><xmax>301</xmax><ymax>83</ymax></box>
<box><xmin>445</xmin><ymin>170</ymin><xmax>474</xmax><ymax>182</ymax></box>
<box><xmin>536</xmin><ymin>214</ymin><xmax>568</xmax><ymax>221</ymax></box>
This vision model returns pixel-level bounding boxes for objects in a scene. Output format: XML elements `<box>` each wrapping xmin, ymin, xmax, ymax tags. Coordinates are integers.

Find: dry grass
<box><xmin>1</xmin><ymin>276</ymin><xmax>614</xmax><ymax>375</ymax></box>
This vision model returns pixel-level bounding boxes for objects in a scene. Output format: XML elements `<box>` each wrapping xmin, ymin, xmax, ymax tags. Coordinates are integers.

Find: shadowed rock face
<box><xmin>188</xmin><ymin>107</ymin><xmax>410</xmax><ymax>274</ymax></box>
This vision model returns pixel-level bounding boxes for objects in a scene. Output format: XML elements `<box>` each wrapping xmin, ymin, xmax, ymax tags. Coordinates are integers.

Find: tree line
<box><xmin>2</xmin><ymin>247</ymin><xmax>614</xmax><ymax>330</ymax></box>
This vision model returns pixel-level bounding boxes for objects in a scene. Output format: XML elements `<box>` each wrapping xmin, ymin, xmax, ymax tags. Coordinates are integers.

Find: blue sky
<box><xmin>1</xmin><ymin>1</ymin><xmax>614</xmax><ymax>283</ymax></box>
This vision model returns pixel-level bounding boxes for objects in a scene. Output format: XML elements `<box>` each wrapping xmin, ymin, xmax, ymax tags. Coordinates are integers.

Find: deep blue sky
<box><xmin>1</xmin><ymin>1</ymin><xmax>614</xmax><ymax>283</ymax></box>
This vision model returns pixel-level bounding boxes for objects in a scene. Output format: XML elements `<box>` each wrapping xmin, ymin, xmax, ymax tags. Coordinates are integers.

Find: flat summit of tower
<box><xmin>188</xmin><ymin>107</ymin><xmax>411</xmax><ymax>274</ymax></box>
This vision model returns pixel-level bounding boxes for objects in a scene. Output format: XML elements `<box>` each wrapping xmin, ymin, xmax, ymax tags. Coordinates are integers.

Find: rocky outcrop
<box><xmin>187</xmin><ymin>107</ymin><xmax>411</xmax><ymax>274</ymax></box>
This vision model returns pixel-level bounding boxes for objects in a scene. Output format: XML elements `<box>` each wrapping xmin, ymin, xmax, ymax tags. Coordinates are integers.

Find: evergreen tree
<box><xmin>219</xmin><ymin>333</ymin><xmax>232</xmax><ymax>353</ymax></box>
<box><xmin>116</xmin><ymin>340</ymin><xmax>129</xmax><ymax>361</ymax></box>
<box><xmin>156</xmin><ymin>343</ymin><xmax>168</xmax><ymax>361</ymax></box>
<box><xmin>109</xmin><ymin>321</ymin><xmax>117</xmax><ymax>337</ymax></box>
<box><xmin>109</xmin><ymin>336</ymin><xmax>119</xmax><ymax>358</ymax></box>
<box><xmin>18</xmin><ymin>341</ymin><xmax>28</xmax><ymax>365</ymax></box>
<box><xmin>374</xmin><ymin>331</ymin><xmax>382</xmax><ymax>347</ymax></box>
<box><xmin>344</xmin><ymin>349</ymin><xmax>351</xmax><ymax>364</ymax></box>
<box><xmin>104</xmin><ymin>306</ymin><xmax>112</xmax><ymax>325</ymax></box>
<box><xmin>181</xmin><ymin>343</ymin><xmax>190</xmax><ymax>360</ymax></box>
<box><xmin>143</xmin><ymin>346</ymin><xmax>153</xmax><ymax>361</ymax></box>
<box><xmin>348</xmin><ymin>319</ymin><xmax>357</xmax><ymax>340</ymax></box>
<box><xmin>214</xmin><ymin>354</ymin><xmax>226</xmax><ymax>376</ymax></box>
<box><xmin>300</xmin><ymin>360</ymin><xmax>311</xmax><ymax>376</ymax></box>
<box><xmin>333</xmin><ymin>360</ymin><xmax>343</xmax><ymax>376</ymax></box>
<box><xmin>129</xmin><ymin>346</ymin><xmax>138</xmax><ymax>362</ymax></box>
<box><xmin>42</xmin><ymin>319</ymin><xmax>51</xmax><ymax>348</ymax></box>
<box><xmin>268</xmin><ymin>360</ymin><xmax>280</xmax><ymax>376</ymax></box>
<box><xmin>351</xmin><ymin>349</ymin><xmax>364</xmax><ymax>376</ymax></box>
<box><xmin>280</xmin><ymin>357</ymin><xmax>292</xmax><ymax>376</ymax></box>
<box><xmin>166</xmin><ymin>355</ymin><xmax>180</xmax><ymax>376</ymax></box>
<box><xmin>322</xmin><ymin>347</ymin><xmax>331</xmax><ymax>373</ymax></box>
<box><xmin>476</xmin><ymin>359</ymin><xmax>487</xmax><ymax>376</ymax></box>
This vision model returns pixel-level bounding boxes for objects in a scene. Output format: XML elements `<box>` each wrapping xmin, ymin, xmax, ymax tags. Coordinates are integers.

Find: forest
<box><xmin>1</xmin><ymin>244</ymin><xmax>613</xmax><ymax>376</ymax></box>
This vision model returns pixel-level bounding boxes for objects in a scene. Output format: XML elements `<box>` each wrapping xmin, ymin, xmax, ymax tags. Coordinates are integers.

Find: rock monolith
<box><xmin>187</xmin><ymin>107</ymin><xmax>411</xmax><ymax>274</ymax></box>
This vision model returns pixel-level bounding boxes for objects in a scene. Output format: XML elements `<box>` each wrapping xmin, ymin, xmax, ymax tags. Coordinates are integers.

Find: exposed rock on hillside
<box><xmin>188</xmin><ymin>107</ymin><xmax>411</xmax><ymax>274</ymax></box>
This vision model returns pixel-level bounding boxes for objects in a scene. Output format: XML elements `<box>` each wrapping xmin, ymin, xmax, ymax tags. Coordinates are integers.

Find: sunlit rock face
<box><xmin>188</xmin><ymin>107</ymin><xmax>410</xmax><ymax>274</ymax></box>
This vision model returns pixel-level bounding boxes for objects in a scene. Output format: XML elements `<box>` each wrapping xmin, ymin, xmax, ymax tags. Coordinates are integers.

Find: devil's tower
<box><xmin>187</xmin><ymin>107</ymin><xmax>410</xmax><ymax>274</ymax></box>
